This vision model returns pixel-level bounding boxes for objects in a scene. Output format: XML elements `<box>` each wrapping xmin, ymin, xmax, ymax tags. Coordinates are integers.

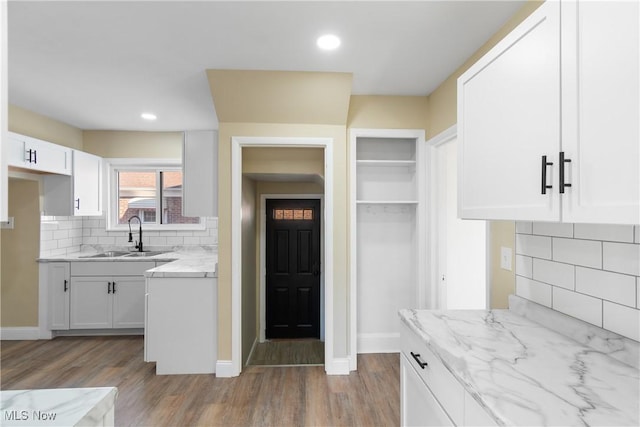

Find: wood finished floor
<box><xmin>1</xmin><ymin>336</ymin><xmax>400</xmax><ymax>426</ymax></box>
<box><xmin>248</xmin><ymin>340</ymin><xmax>325</xmax><ymax>366</ymax></box>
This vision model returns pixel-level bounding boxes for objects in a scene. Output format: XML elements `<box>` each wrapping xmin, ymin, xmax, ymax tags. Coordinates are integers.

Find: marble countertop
<box><xmin>38</xmin><ymin>246</ymin><xmax>217</xmax><ymax>278</ymax></box>
<box><xmin>0</xmin><ymin>387</ymin><xmax>117</xmax><ymax>426</ymax></box>
<box><xmin>399</xmin><ymin>308</ymin><xmax>640</xmax><ymax>426</ymax></box>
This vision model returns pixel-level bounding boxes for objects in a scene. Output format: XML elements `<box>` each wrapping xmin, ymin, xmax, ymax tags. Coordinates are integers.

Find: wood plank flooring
<box><xmin>1</xmin><ymin>336</ymin><xmax>400</xmax><ymax>426</ymax></box>
<box><xmin>248</xmin><ymin>339</ymin><xmax>324</xmax><ymax>366</ymax></box>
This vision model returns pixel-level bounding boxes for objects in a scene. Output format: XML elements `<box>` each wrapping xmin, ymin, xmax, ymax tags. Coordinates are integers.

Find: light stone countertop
<box><xmin>38</xmin><ymin>246</ymin><xmax>217</xmax><ymax>278</ymax></box>
<box><xmin>399</xmin><ymin>308</ymin><xmax>640</xmax><ymax>426</ymax></box>
<box><xmin>0</xmin><ymin>387</ymin><xmax>117</xmax><ymax>426</ymax></box>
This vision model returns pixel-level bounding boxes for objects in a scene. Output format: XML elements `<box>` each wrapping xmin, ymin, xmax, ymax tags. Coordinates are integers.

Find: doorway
<box><xmin>430</xmin><ymin>127</ymin><xmax>488</xmax><ymax>309</ymax></box>
<box><xmin>265</xmin><ymin>198</ymin><xmax>321</xmax><ymax>339</ymax></box>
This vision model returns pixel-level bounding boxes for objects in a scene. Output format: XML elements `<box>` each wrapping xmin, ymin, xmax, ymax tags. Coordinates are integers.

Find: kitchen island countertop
<box><xmin>399</xmin><ymin>308</ymin><xmax>639</xmax><ymax>426</ymax></box>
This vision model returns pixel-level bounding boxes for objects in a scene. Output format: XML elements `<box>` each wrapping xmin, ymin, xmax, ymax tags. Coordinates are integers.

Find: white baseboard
<box><xmin>357</xmin><ymin>333</ymin><xmax>400</xmax><ymax>354</ymax></box>
<box><xmin>215</xmin><ymin>360</ymin><xmax>236</xmax><ymax>377</ymax></box>
<box><xmin>1</xmin><ymin>327</ymin><xmax>40</xmax><ymax>340</ymax></box>
<box><xmin>325</xmin><ymin>357</ymin><xmax>351</xmax><ymax>375</ymax></box>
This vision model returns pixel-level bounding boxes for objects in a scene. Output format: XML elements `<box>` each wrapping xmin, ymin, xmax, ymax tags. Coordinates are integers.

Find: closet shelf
<box><xmin>356</xmin><ymin>200</ymin><xmax>419</xmax><ymax>205</ymax></box>
<box><xmin>356</xmin><ymin>160</ymin><xmax>416</xmax><ymax>167</ymax></box>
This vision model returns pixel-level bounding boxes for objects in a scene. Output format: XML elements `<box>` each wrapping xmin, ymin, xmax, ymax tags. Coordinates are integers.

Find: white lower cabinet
<box><xmin>70</xmin><ymin>276</ymin><xmax>145</xmax><ymax>329</ymax></box>
<box><xmin>48</xmin><ymin>263</ymin><xmax>71</xmax><ymax>330</ymax></box>
<box><xmin>47</xmin><ymin>261</ymin><xmax>155</xmax><ymax>331</ymax></box>
<box><xmin>400</xmin><ymin>323</ymin><xmax>497</xmax><ymax>426</ymax></box>
<box><xmin>401</xmin><ymin>354</ymin><xmax>454</xmax><ymax>426</ymax></box>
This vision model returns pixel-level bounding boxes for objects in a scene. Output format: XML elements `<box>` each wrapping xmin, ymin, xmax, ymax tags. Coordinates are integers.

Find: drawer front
<box><xmin>401</xmin><ymin>322</ymin><xmax>464</xmax><ymax>425</ymax></box>
<box><xmin>71</xmin><ymin>261</ymin><xmax>155</xmax><ymax>276</ymax></box>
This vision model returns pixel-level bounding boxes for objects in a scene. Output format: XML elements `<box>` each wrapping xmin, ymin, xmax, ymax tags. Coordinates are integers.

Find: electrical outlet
<box><xmin>1</xmin><ymin>217</ymin><xmax>15</xmax><ymax>229</ymax></box>
<box><xmin>500</xmin><ymin>246</ymin><xmax>512</xmax><ymax>271</ymax></box>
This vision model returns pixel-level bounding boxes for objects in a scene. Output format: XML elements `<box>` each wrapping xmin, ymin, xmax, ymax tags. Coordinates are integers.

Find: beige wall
<box><xmin>83</xmin><ymin>130</ymin><xmax>183</xmax><ymax>158</ymax></box>
<box><xmin>426</xmin><ymin>1</ymin><xmax>543</xmax><ymax>308</ymax></box>
<box><xmin>1</xmin><ymin>179</ymin><xmax>40</xmax><ymax>327</ymax></box>
<box><xmin>243</xmin><ymin>147</ymin><xmax>324</xmax><ymax>177</ymax></box>
<box><xmin>241</xmin><ymin>176</ymin><xmax>257</xmax><ymax>365</ymax></box>
<box><xmin>348</xmin><ymin>95</ymin><xmax>429</xmax><ymax>131</ymax></box>
<box><xmin>217</xmin><ymin>122</ymin><xmax>347</xmax><ymax>361</ymax></box>
<box><xmin>9</xmin><ymin>104</ymin><xmax>83</xmax><ymax>150</ymax></box>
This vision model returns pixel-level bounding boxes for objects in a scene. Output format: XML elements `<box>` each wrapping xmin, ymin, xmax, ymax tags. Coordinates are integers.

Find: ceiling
<box><xmin>8</xmin><ymin>0</ymin><xmax>525</xmax><ymax>132</ymax></box>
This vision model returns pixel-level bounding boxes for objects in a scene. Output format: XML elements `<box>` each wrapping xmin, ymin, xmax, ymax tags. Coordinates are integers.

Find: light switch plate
<box><xmin>500</xmin><ymin>246</ymin><xmax>512</xmax><ymax>271</ymax></box>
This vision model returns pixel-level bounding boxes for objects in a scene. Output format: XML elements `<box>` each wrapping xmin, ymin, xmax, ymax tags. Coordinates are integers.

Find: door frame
<box><xmin>427</xmin><ymin>125</ymin><xmax>490</xmax><ymax>309</ymax></box>
<box><xmin>231</xmin><ymin>136</ymin><xmax>336</xmax><ymax>376</ymax></box>
<box><xmin>260</xmin><ymin>194</ymin><xmax>325</xmax><ymax>343</ymax></box>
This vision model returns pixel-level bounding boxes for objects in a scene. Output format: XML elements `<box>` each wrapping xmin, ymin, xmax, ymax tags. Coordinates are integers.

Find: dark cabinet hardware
<box><xmin>33</xmin><ymin>149</ymin><xmax>37</xmax><ymax>164</ymax></box>
<box><xmin>541</xmin><ymin>155</ymin><xmax>553</xmax><ymax>194</ymax></box>
<box><xmin>559</xmin><ymin>151</ymin><xmax>572</xmax><ymax>193</ymax></box>
<box><xmin>75</xmin><ymin>198</ymin><xmax>80</xmax><ymax>210</ymax></box>
<box><xmin>112</xmin><ymin>282</ymin><xmax>116</xmax><ymax>294</ymax></box>
<box><xmin>64</xmin><ymin>279</ymin><xmax>68</xmax><ymax>292</ymax></box>
<box><xmin>107</xmin><ymin>282</ymin><xmax>112</xmax><ymax>294</ymax></box>
<box><xmin>410</xmin><ymin>351</ymin><xmax>428</xmax><ymax>369</ymax></box>
<box><xmin>26</xmin><ymin>149</ymin><xmax>33</xmax><ymax>163</ymax></box>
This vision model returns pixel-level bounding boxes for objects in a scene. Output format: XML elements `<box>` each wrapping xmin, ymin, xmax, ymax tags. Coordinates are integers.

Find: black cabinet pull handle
<box><xmin>541</xmin><ymin>155</ymin><xmax>553</xmax><ymax>194</ymax></box>
<box><xmin>26</xmin><ymin>149</ymin><xmax>32</xmax><ymax>163</ymax></box>
<box><xmin>112</xmin><ymin>282</ymin><xmax>116</xmax><ymax>294</ymax></box>
<box><xmin>410</xmin><ymin>352</ymin><xmax>428</xmax><ymax>369</ymax></box>
<box><xmin>75</xmin><ymin>198</ymin><xmax>80</xmax><ymax>210</ymax></box>
<box><xmin>33</xmin><ymin>149</ymin><xmax>37</xmax><ymax>164</ymax></box>
<box><xmin>559</xmin><ymin>151</ymin><xmax>572</xmax><ymax>194</ymax></box>
<box><xmin>64</xmin><ymin>279</ymin><xmax>68</xmax><ymax>292</ymax></box>
<box><xmin>107</xmin><ymin>282</ymin><xmax>112</xmax><ymax>294</ymax></box>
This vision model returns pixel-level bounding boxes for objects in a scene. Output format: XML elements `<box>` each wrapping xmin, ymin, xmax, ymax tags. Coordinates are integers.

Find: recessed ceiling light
<box><xmin>141</xmin><ymin>112</ymin><xmax>157</xmax><ymax>121</ymax></box>
<box><xmin>317</xmin><ymin>34</ymin><xmax>341</xmax><ymax>51</ymax></box>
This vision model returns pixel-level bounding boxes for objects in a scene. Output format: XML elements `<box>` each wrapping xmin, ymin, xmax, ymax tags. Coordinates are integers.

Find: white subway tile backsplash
<box><xmin>515</xmin><ymin>221</ymin><xmax>532</xmax><ymax>234</ymax></box>
<box><xmin>166</xmin><ymin>236</ymin><xmax>185</xmax><ymax>245</ymax></box>
<box><xmin>53</xmin><ymin>230</ymin><xmax>69</xmax><ymax>240</ymax></box>
<box><xmin>516</xmin><ymin>234</ymin><xmax>552</xmax><ymax>259</ymax></box>
<box><xmin>532</xmin><ymin>222</ymin><xmax>573</xmax><ymax>238</ymax></box>
<box><xmin>516</xmin><ymin>276</ymin><xmax>552</xmax><ymax>307</ymax></box>
<box><xmin>603</xmin><ymin>242</ymin><xmax>640</xmax><ymax>276</ymax></box>
<box><xmin>532</xmin><ymin>259</ymin><xmax>574</xmax><ymax>290</ymax></box>
<box><xmin>515</xmin><ymin>255</ymin><xmax>533</xmax><ymax>278</ymax></box>
<box><xmin>603</xmin><ymin>301</ymin><xmax>640</xmax><ymax>342</ymax></box>
<box><xmin>183</xmin><ymin>236</ymin><xmax>201</xmax><ymax>245</ymax></box>
<box><xmin>552</xmin><ymin>287</ymin><xmax>602</xmax><ymax>327</ymax></box>
<box><xmin>552</xmin><ymin>238</ymin><xmax>602</xmax><ymax>268</ymax></box>
<box><xmin>149</xmin><ymin>236</ymin><xmax>168</xmax><ymax>246</ymax></box>
<box><xmin>575</xmin><ymin>267</ymin><xmax>636</xmax><ymax>307</ymax></box>
<box><xmin>574</xmin><ymin>224</ymin><xmax>635</xmax><ymax>243</ymax></box>
<box><xmin>516</xmin><ymin>222</ymin><xmax>639</xmax><ymax>341</ymax></box>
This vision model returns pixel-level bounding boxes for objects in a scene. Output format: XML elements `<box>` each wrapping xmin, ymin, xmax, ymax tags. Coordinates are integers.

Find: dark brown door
<box><xmin>266</xmin><ymin>199</ymin><xmax>321</xmax><ymax>339</ymax></box>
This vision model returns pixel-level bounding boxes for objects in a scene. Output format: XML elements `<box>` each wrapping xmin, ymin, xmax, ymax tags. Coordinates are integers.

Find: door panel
<box><xmin>266</xmin><ymin>199</ymin><xmax>321</xmax><ymax>339</ymax></box>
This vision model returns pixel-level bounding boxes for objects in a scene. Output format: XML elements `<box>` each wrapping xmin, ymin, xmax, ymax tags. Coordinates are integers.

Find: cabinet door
<box><xmin>25</xmin><ymin>136</ymin><xmax>72</xmax><ymax>175</ymax></box>
<box><xmin>70</xmin><ymin>277</ymin><xmax>112</xmax><ymax>329</ymax></box>
<box><xmin>182</xmin><ymin>130</ymin><xmax>217</xmax><ymax>216</ymax></box>
<box><xmin>6</xmin><ymin>133</ymin><xmax>28</xmax><ymax>168</ymax></box>
<box><xmin>400</xmin><ymin>354</ymin><xmax>454</xmax><ymax>427</ymax></box>
<box><xmin>561</xmin><ymin>1</ymin><xmax>639</xmax><ymax>224</ymax></box>
<box><xmin>73</xmin><ymin>150</ymin><xmax>102</xmax><ymax>216</ymax></box>
<box><xmin>457</xmin><ymin>1</ymin><xmax>561</xmax><ymax>221</ymax></box>
<box><xmin>112</xmin><ymin>276</ymin><xmax>145</xmax><ymax>328</ymax></box>
<box><xmin>48</xmin><ymin>263</ymin><xmax>70</xmax><ymax>330</ymax></box>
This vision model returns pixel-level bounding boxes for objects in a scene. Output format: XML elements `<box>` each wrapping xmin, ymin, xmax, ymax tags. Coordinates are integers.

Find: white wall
<box><xmin>515</xmin><ymin>222</ymin><xmax>640</xmax><ymax>341</ymax></box>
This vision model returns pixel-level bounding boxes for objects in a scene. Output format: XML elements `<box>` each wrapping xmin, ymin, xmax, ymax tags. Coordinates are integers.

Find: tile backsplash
<box><xmin>40</xmin><ymin>214</ymin><xmax>218</xmax><ymax>257</ymax></box>
<box><xmin>515</xmin><ymin>222</ymin><xmax>639</xmax><ymax>342</ymax></box>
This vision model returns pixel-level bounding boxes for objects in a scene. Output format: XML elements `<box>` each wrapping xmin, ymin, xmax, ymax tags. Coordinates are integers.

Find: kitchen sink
<box><xmin>123</xmin><ymin>251</ymin><xmax>168</xmax><ymax>257</ymax></box>
<box><xmin>80</xmin><ymin>251</ymin><xmax>130</xmax><ymax>258</ymax></box>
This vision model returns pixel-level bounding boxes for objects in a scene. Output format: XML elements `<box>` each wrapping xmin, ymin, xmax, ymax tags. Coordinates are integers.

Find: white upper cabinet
<box><xmin>561</xmin><ymin>0</ymin><xmax>639</xmax><ymax>224</ymax></box>
<box><xmin>182</xmin><ymin>130</ymin><xmax>217</xmax><ymax>217</ymax></box>
<box><xmin>43</xmin><ymin>149</ymin><xmax>103</xmax><ymax>216</ymax></box>
<box><xmin>7</xmin><ymin>131</ymin><xmax>72</xmax><ymax>175</ymax></box>
<box><xmin>458</xmin><ymin>1</ymin><xmax>561</xmax><ymax>221</ymax></box>
<box><xmin>458</xmin><ymin>1</ymin><xmax>639</xmax><ymax>224</ymax></box>
<box><xmin>73</xmin><ymin>150</ymin><xmax>102</xmax><ymax>216</ymax></box>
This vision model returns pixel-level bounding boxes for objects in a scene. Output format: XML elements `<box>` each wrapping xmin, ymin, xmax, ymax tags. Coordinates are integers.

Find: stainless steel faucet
<box><xmin>128</xmin><ymin>215</ymin><xmax>143</xmax><ymax>252</ymax></box>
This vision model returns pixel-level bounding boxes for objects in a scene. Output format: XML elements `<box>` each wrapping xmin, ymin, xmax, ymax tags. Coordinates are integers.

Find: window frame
<box><xmin>106</xmin><ymin>158</ymin><xmax>205</xmax><ymax>231</ymax></box>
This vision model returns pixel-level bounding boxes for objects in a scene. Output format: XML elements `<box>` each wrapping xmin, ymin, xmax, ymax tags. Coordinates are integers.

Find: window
<box><xmin>108</xmin><ymin>160</ymin><xmax>203</xmax><ymax>230</ymax></box>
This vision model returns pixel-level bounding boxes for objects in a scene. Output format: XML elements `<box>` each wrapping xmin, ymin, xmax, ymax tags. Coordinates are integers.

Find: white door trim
<box><xmin>259</xmin><ymin>193</ymin><xmax>325</xmax><ymax>344</ymax></box>
<box><xmin>231</xmin><ymin>136</ymin><xmax>334</xmax><ymax>376</ymax></box>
